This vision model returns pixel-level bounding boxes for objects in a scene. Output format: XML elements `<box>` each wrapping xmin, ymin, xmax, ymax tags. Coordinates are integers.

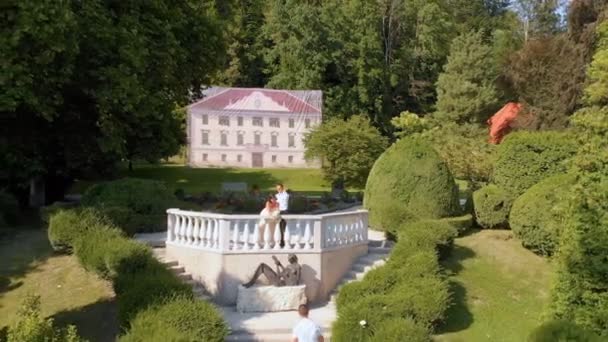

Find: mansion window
<box><xmin>202</xmin><ymin>115</ymin><xmax>208</xmax><ymax>125</ymax></box>
<box><xmin>272</xmin><ymin>155</ymin><xmax>277</xmax><ymax>163</ymax></box>
<box><xmin>237</xmin><ymin>154</ymin><xmax>242</xmax><ymax>162</ymax></box>
<box><xmin>254</xmin><ymin>132</ymin><xmax>261</xmax><ymax>145</ymax></box>
<box><xmin>271</xmin><ymin>134</ymin><xmax>278</xmax><ymax>147</ymax></box>
<box><xmin>269</xmin><ymin>118</ymin><xmax>280</xmax><ymax>127</ymax></box>
<box><xmin>288</xmin><ymin>156</ymin><xmax>293</xmax><ymax>163</ymax></box>
<box><xmin>202</xmin><ymin>153</ymin><xmax>208</xmax><ymax>161</ymax></box>
<box><xmin>288</xmin><ymin>134</ymin><xmax>295</xmax><ymax>148</ymax></box>
<box><xmin>305</xmin><ymin>118</ymin><xmax>311</xmax><ymax>128</ymax></box>
<box><xmin>288</xmin><ymin>119</ymin><xmax>295</xmax><ymax>128</ymax></box>
<box><xmin>221</xmin><ymin>154</ymin><xmax>227</xmax><ymax>162</ymax></box>
<box><xmin>237</xmin><ymin>132</ymin><xmax>244</xmax><ymax>146</ymax></box>
<box><xmin>237</xmin><ymin>116</ymin><xmax>243</xmax><ymax>126</ymax></box>
<box><xmin>252</xmin><ymin>117</ymin><xmax>263</xmax><ymax>127</ymax></box>
<box><xmin>221</xmin><ymin>132</ymin><xmax>228</xmax><ymax>146</ymax></box>
<box><xmin>201</xmin><ymin>130</ymin><xmax>209</xmax><ymax>145</ymax></box>
<box><xmin>219</xmin><ymin>116</ymin><xmax>230</xmax><ymax>126</ymax></box>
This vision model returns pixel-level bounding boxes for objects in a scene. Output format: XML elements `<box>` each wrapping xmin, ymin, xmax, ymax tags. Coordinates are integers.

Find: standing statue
<box><xmin>242</xmin><ymin>254</ymin><xmax>301</xmax><ymax>288</ymax></box>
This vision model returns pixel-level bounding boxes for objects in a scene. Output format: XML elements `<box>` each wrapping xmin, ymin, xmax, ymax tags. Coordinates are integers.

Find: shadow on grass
<box><xmin>437</xmin><ymin>244</ymin><xmax>476</xmax><ymax>334</ymax></box>
<box><xmin>52</xmin><ymin>298</ymin><xmax>119</xmax><ymax>342</ymax></box>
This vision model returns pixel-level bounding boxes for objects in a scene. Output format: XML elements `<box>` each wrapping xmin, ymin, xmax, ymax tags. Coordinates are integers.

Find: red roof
<box><xmin>487</xmin><ymin>102</ymin><xmax>522</xmax><ymax>144</ymax></box>
<box><xmin>188</xmin><ymin>87</ymin><xmax>322</xmax><ymax>114</ymax></box>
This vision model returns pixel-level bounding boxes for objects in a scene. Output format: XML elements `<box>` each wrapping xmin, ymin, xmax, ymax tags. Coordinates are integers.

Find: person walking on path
<box><xmin>292</xmin><ymin>304</ymin><xmax>324</xmax><ymax>342</ymax></box>
<box><xmin>275</xmin><ymin>183</ymin><xmax>290</xmax><ymax>247</ymax></box>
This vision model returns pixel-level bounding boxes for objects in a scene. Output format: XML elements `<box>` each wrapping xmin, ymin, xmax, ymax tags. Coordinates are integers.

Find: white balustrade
<box><xmin>165</xmin><ymin>209</ymin><xmax>369</xmax><ymax>253</ymax></box>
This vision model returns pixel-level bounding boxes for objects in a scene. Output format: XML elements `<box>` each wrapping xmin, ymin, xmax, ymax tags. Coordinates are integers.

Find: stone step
<box><xmin>161</xmin><ymin>260</ymin><xmax>179</xmax><ymax>267</ymax></box>
<box><xmin>178</xmin><ymin>273</ymin><xmax>193</xmax><ymax>281</ymax></box>
<box><xmin>368</xmin><ymin>246</ymin><xmax>392</xmax><ymax>254</ymax></box>
<box><xmin>358</xmin><ymin>254</ymin><xmax>387</xmax><ymax>265</ymax></box>
<box><xmin>351</xmin><ymin>262</ymin><xmax>381</xmax><ymax>273</ymax></box>
<box><xmin>169</xmin><ymin>265</ymin><xmax>185</xmax><ymax>274</ymax></box>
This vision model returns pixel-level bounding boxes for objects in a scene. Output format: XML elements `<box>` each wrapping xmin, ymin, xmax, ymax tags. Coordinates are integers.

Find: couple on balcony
<box><xmin>258</xmin><ymin>183</ymin><xmax>289</xmax><ymax>247</ymax></box>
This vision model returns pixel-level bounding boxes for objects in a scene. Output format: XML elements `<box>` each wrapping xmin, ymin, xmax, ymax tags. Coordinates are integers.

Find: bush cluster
<box><xmin>47</xmin><ymin>208</ymin><xmax>227</xmax><ymax>340</ymax></box>
<box><xmin>332</xmin><ymin>219</ymin><xmax>458</xmax><ymax>341</ymax></box>
<box><xmin>472</xmin><ymin>185</ymin><xmax>514</xmax><ymax>229</ymax></box>
<box><xmin>510</xmin><ymin>173</ymin><xmax>575</xmax><ymax>256</ymax></box>
<box><xmin>364</xmin><ymin>137</ymin><xmax>460</xmax><ymax>234</ymax></box>
<box><xmin>492</xmin><ymin>131</ymin><xmax>577</xmax><ymax>197</ymax></box>
<box><xmin>528</xmin><ymin>320</ymin><xmax>601</xmax><ymax>342</ymax></box>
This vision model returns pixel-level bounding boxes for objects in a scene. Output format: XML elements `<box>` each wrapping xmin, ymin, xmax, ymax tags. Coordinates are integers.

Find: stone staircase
<box><xmin>152</xmin><ymin>248</ymin><xmax>212</xmax><ymax>300</ymax></box>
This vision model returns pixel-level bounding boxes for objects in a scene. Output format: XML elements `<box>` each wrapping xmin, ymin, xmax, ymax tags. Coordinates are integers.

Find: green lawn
<box><xmin>435</xmin><ymin>229</ymin><xmax>553</xmax><ymax>342</ymax></box>
<box><xmin>0</xmin><ymin>228</ymin><xmax>117</xmax><ymax>342</ymax></box>
<box><xmin>70</xmin><ymin>163</ymin><xmax>332</xmax><ymax>195</ymax></box>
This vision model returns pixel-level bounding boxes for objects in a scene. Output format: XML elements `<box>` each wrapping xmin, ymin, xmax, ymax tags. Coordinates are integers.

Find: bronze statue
<box><xmin>242</xmin><ymin>254</ymin><xmax>301</xmax><ymax>288</ymax></box>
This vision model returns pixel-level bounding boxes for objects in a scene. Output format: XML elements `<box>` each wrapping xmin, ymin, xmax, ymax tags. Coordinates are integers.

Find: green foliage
<box><xmin>528</xmin><ymin>320</ymin><xmax>601</xmax><ymax>342</ymax></box>
<box><xmin>287</xmin><ymin>195</ymin><xmax>309</xmax><ymax>214</ymax></box>
<box><xmin>82</xmin><ymin>178</ymin><xmax>175</xmax><ymax>214</ymax></box>
<box><xmin>7</xmin><ymin>295</ymin><xmax>84</xmax><ymax>342</ymax></box>
<box><xmin>48</xmin><ymin>208</ymin><xmax>115</xmax><ymax>252</ymax></box>
<box><xmin>493</xmin><ymin>131</ymin><xmax>577</xmax><ymax>196</ymax></box>
<box><xmin>435</xmin><ymin>30</ymin><xmax>501</xmax><ymax>124</ymax></box>
<box><xmin>1</xmin><ymin>0</ymin><xmax>224</xmax><ymax>198</ymax></box>
<box><xmin>438</xmin><ymin>214</ymin><xmax>474</xmax><ymax>234</ymax></box>
<box><xmin>473</xmin><ymin>185</ymin><xmax>514</xmax><ymax>229</ymax></box>
<box><xmin>0</xmin><ymin>189</ymin><xmax>19</xmax><ymax>226</ymax></box>
<box><xmin>370</xmin><ymin>317</ymin><xmax>430</xmax><ymax>342</ymax></box>
<box><xmin>391</xmin><ymin>111</ymin><xmax>432</xmax><ymax>138</ymax></box>
<box><xmin>304</xmin><ymin>115</ymin><xmax>388</xmax><ymax>189</ymax></box>
<box><xmin>510</xmin><ymin>173</ymin><xmax>575</xmax><ymax>256</ymax></box>
<box><xmin>364</xmin><ymin>137</ymin><xmax>460</xmax><ymax>232</ymax></box>
<box><xmin>119</xmin><ymin>296</ymin><xmax>228</xmax><ymax>342</ymax></box>
<box><xmin>334</xmin><ymin>218</ymin><xmax>456</xmax><ymax>341</ymax></box>
<box><xmin>40</xmin><ymin>202</ymin><xmax>78</xmax><ymax>227</ymax></box>
<box><xmin>582</xmin><ymin>22</ymin><xmax>608</xmax><ymax>107</ymax></box>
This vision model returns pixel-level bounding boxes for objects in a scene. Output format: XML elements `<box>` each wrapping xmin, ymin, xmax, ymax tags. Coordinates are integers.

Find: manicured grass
<box><xmin>0</xmin><ymin>228</ymin><xmax>117</xmax><ymax>342</ymax></box>
<box><xmin>435</xmin><ymin>229</ymin><xmax>553</xmax><ymax>342</ymax></box>
<box><xmin>70</xmin><ymin>163</ymin><xmax>332</xmax><ymax>195</ymax></box>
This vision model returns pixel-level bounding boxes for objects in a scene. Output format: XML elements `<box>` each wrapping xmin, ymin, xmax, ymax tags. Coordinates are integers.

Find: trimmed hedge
<box><xmin>333</xmin><ymin>219</ymin><xmax>457</xmax><ymax>341</ymax></box>
<box><xmin>439</xmin><ymin>214</ymin><xmax>473</xmax><ymax>233</ymax></box>
<box><xmin>364</xmin><ymin>138</ymin><xmax>460</xmax><ymax>233</ymax></box>
<box><xmin>528</xmin><ymin>320</ymin><xmax>601</xmax><ymax>342</ymax></box>
<box><xmin>492</xmin><ymin>131</ymin><xmax>577</xmax><ymax>197</ymax></box>
<box><xmin>473</xmin><ymin>185</ymin><xmax>514</xmax><ymax>229</ymax></box>
<box><xmin>47</xmin><ymin>208</ymin><xmax>228</xmax><ymax>338</ymax></box>
<box><xmin>119</xmin><ymin>296</ymin><xmax>228</xmax><ymax>342</ymax></box>
<box><xmin>510</xmin><ymin>173</ymin><xmax>575</xmax><ymax>256</ymax></box>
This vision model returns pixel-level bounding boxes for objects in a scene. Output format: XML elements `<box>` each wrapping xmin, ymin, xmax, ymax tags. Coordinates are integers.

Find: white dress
<box><xmin>258</xmin><ymin>207</ymin><xmax>281</xmax><ymax>243</ymax></box>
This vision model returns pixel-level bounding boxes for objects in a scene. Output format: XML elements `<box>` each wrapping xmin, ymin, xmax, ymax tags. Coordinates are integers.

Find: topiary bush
<box><xmin>48</xmin><ymin>208</ymin><xmax>115</xmax><ymax>252</ymax></box>
<box><xmin>473</xmin><ymin>185</ymin><xmax>514</xmax><ymax>229</ymax></box>
<box><xmin>0</xmin><ymin>189</ymin><xmax>19</xmax><ymax>226</ymax></box>
<box><xmin>492</xmin><ymin>131</ymin><xmax>577</xmax><ymax>197</ymax></box>
<box><xmin>510</xmin><ymin>173</ymin><xmax>575</xmax><ymax>256</ymax></box>
<box><xmin>119</xmin><ymin>295</ymin><xmax>228</xmax><ymax>342</ymax></box>
<box><xmin>394</xmin><ymin>220</ymin><xmax>458</xmax><ymax>260</ymax></box>
<box><xmin>370</xmin><ymin>317</ymin><xmax>430</xmax><ymax>342</ymax></box>
<box><xmin>527</xmin><ymin>320</ymin><xmax>601</xmax><ymax>342</ymax></box>
<box><xmin>364</xmin><ymin>137</ymin><xmax>460</xmax><ymax>232</ymax></box>
<box><xmin>40</xmin><ymin>201</ymin><xmax>79</xmax><ymax>227</ymax></box>
<box><xmin>438</xmin><ymin>214</ymin><xmax>473</xmax><ymax>233</ymax></box>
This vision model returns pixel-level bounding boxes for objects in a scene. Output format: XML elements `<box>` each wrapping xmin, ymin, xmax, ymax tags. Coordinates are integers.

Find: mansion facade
<box><xmin>187</xmin><ymin>87</ymin><xmax>322</xmax><ymax>168</ymax></box>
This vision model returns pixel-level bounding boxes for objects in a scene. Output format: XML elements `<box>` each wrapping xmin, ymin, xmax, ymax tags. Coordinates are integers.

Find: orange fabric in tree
<box><xmin>487</xmin><ymin>102</ymin><xmax>522</xmax><ymax>144</ymax></box>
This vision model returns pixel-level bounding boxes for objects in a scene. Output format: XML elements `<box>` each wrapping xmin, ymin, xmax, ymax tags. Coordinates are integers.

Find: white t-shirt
<box><xmin>276</xmin><ymin>191</ymin><xmax>290</xmax><ymax>211</ymax></box>
<box><xmin>292</xmin><ymin>318</ymin><xmax>321</xmax><ymax>342</ymax></box>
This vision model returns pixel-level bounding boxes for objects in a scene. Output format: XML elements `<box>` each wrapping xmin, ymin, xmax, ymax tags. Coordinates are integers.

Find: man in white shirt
<box><xmin>292</xmin><ymin>304</ymin><xmax>323</xmax><ymax>342</ymax></box>
<box><xmin>275</xmin><ymin>183</ymin><xmax>290</xmax><ymax>247</ymax></box>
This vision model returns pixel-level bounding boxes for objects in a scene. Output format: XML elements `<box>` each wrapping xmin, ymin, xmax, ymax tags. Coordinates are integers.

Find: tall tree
<box><xmin>434</xmin><ymin>31</ymin><xmax>501</xmax><ymax>124</ymax></box>
<box><xmin>1</xmin><ymin>0</ymin><xmax>225</xmax><ymax>203</ymax></box>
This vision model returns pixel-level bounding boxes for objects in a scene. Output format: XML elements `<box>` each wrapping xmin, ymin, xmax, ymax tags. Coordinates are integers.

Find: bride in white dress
<box><xmin>258</xmin><ymin>195</ymin><xmax>281</xmax><ymax>245</ymax></box>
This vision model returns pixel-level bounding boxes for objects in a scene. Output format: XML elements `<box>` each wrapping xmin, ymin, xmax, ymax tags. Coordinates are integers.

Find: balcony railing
<box><xmin>166</xmin><ymin>208</ymin><xmax>368</xmax><ymax>253</ymax></box>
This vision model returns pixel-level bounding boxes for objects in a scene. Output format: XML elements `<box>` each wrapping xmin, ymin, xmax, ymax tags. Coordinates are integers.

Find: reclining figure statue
<box><xmin>242</xmin><ymin>254</ymin><xmax>301</xmax><ymax>288</ymax></box>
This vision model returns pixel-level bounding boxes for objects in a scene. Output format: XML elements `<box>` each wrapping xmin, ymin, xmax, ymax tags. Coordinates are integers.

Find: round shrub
<box><xmin>120</xmin><ymin>295</ymin><xmax>228</xmax><ymax>342</ymax></box>
<box><xmin>473</xmin><ymin>185</ymin><xmax>514</xmax><ymax>229</ymax></box>
<box><xmin>371</xmin><ymin>317</ymin><xmax>430</xmax><ymax>342</ymax></box>
<box><xmin>510</xmin><ymin>173</ymin><xmax>575</xmax><ymax>256</ymax></box>
<box><xmin>48</xmin><ymin>208</ymin><xmax>115</xmax><ymax>252</ymax></box>
<box><xmin>493</xmin><ymin>131</ymin><xmax>577</xmax><ymax>196</ymax></box>
<box><xmin>527</xmin><ymin>320</ymin><xmax>601</xmax><ymax>342</ymax></box>
<box><xmin>72</xmin><ymin>226</ymin><xmax>125</xmax><ymax>276</ymax></box>
<box><xmin>81</xmin><ymin>178</ymin><xmax>176</xmax><ymax>215</ymax></box>
<box><xmin>364</xmin><ymin>138</ymin><xmax>460</xmax><ymax>232</ymax></box>
<box><xmin>0</xmin><ymin>189</ymin><xmax>19</xmax><ymax>226</ymax></box>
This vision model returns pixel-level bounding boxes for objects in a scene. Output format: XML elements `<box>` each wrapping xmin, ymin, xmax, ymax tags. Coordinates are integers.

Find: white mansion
<box><xmin>187</xmin><ymin>87</ymin><xmax>322</xmax><ymax>168</ymax></box>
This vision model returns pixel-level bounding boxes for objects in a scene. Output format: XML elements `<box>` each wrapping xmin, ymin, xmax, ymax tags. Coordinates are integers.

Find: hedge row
<box><xmin>48</xmin><ymin>208</ymin><xmax>228</xmax><ymax>340</ymax></box>
<box><xmin>332</xmin><ymin>219</ymin><xmax>458</xmax><ymax>341</ymax></box>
